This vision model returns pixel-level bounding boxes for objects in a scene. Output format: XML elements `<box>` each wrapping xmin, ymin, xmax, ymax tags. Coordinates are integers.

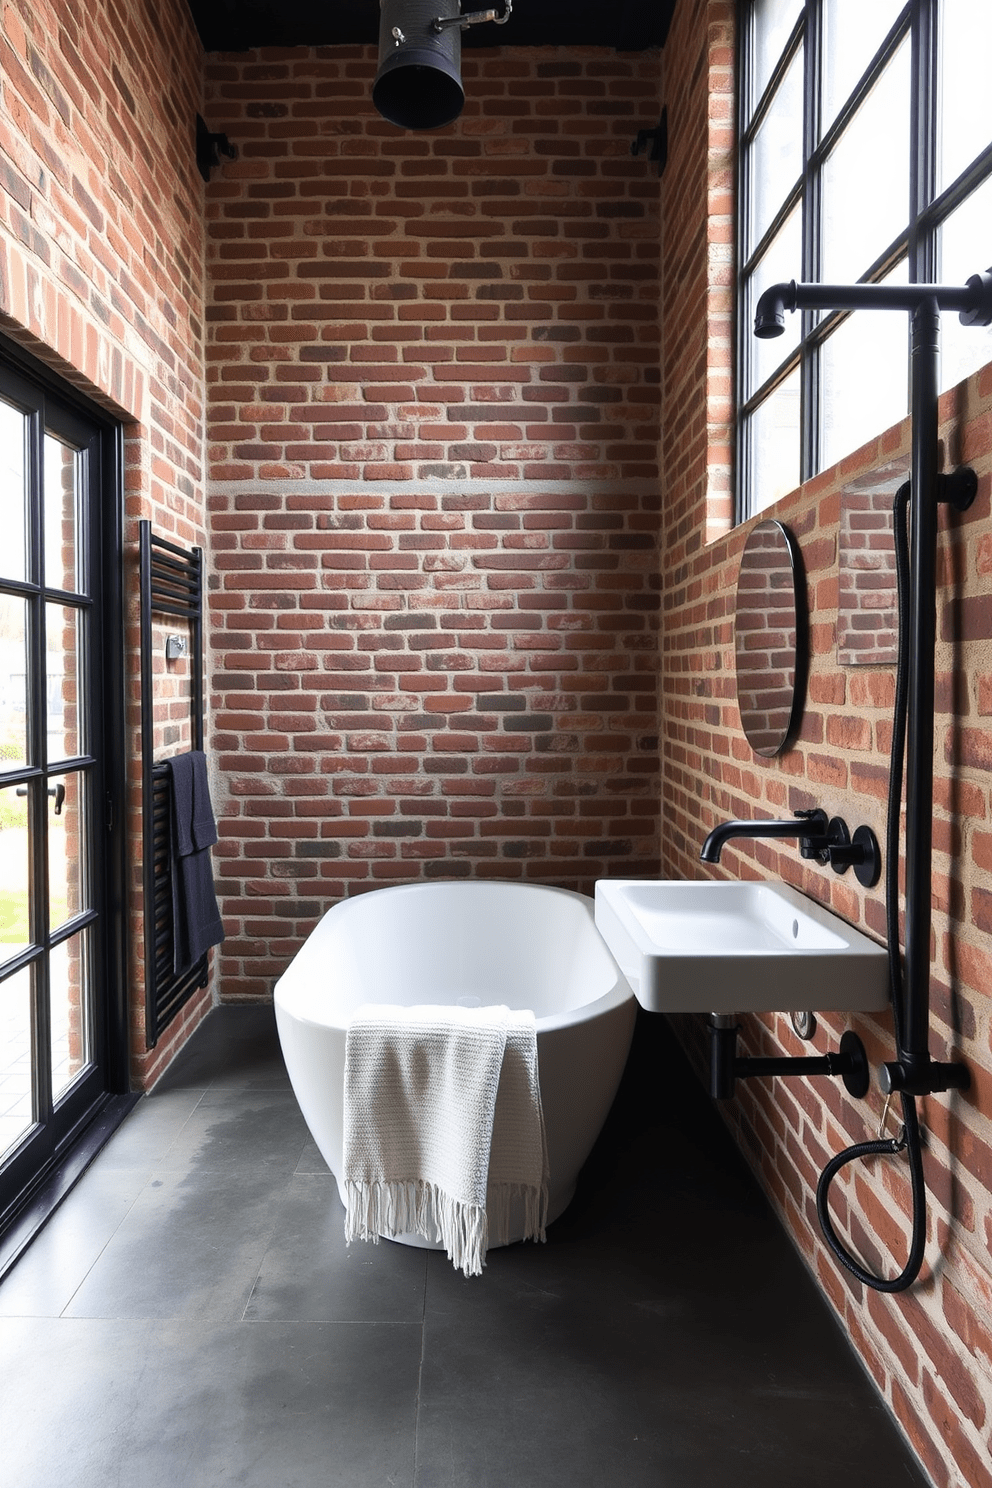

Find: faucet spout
<box><xmin>700</xmin><ymin>809</ymin><xmax>829</xmax><ymax>864</ymax></box>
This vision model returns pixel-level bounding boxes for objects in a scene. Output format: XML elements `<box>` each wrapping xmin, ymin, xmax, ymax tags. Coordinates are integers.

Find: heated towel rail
<box><xmin>138</xmin><ymin>521</ymin><xmax>208</xmax><ymax>1047</ymax></box>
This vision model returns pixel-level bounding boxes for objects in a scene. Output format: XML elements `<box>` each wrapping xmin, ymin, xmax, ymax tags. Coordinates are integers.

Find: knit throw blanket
<box><xmin>342</xmin><ymin>1003</ymin><xmax>549</xmax><ymax>1278</ymax></box>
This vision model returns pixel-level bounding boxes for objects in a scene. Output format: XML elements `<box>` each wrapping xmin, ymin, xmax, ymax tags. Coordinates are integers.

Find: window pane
<box><xmin>822</xmin><ymin>0</ymin><xmax>904</xmax><ymax>132</ymax></box>
<box><xmin>46</xmin><ymin>603</ymin><xmax>84</xmax><ymax>762</ymax></box>
<box><xmin>939</xmin><ymin>0</ymin><xmax>992</xmax><ymax>192</ymax></box>
<box><xmin>49</xmin><ymin>771</ymin><xmax>90</xmax><ymax>934</ymax></box>
<box><xmin>745</xmin><ymin>207</ymin><xmax>803</xmax><ymax>399</ymax></box>
<box><xmin>939</xmin><ymin>175</ymin><xmax>992</xmax><ymax>394</ymax></box>
<box><xmin>0</xmin><ymin>965</ymin><xmax>33</xmax><ymax>1159</ymax></box>
<box><xmin>44</xmin><ymin>435</ymin><xmax>82</xmax><ymax>597</ymax></box>
<box><xmin>748</xmin><ymin>367</ymin><xmax>802</xmax><ymax>514</ymax></box>
<box><xmin>0</xmin><ymin>782</ymin><xmax>31</xmax><ymax>965</ymax></box>
<box><xmin>821</xmin><ymin>36</ymin><xmax>910</xmax><ymax>283</ymax></box>
<box><xmin>820</xmin><ymin>262</ymin><xmax>910</xmax><ymax>470</ymax></box>
<box><xmin>751</xmin><ymin>0</ymin><xmax>803</xmax><ymax>109</ymax></box>
<box><xmin>0</xmin><ymin>596</ymin><xmax>29</xmax><ymax>770</ymax></box>
<box><xmin>50</xmin><ymin>928</ymin><xmax>92</xmax><ymax>1105</ymax></box>
<box><xmin>0</xmin><ymin>400</ymin><xmax>27</xmax><ymax>585</ymax></box>
<box><xmin>748</xmin><ymin>45</ymin><xmax>804</xmax><ymax>255</ymax></box>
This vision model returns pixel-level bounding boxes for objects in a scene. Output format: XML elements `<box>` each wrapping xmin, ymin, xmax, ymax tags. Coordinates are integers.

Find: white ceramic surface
<box><xmin>594</xmin><ymin>878</ymin><xmax>889</xmax><ymax>1014</ymax></box>
<box><xmin>274</xmin><ymin>880</ymin><xmax>636</xmax><ymax>1244</ymax></box>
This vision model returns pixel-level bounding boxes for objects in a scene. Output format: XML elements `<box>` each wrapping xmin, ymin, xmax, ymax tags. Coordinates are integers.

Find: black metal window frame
<box><xmin>0</xmin><ymin>335</ymin><xmax>131</xmax><ymax>1250</ymax></box>
<box><xmin>736</xmin><ymin>0</ymin><xmax>992</xmax><ymax>521</ymax></box>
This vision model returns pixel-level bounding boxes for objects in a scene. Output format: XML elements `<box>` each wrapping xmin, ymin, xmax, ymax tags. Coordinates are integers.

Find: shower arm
<box><xmin>754</xmin><ymin>271</ymin><xmax>992</xmax><ymax>1099</ymax></box>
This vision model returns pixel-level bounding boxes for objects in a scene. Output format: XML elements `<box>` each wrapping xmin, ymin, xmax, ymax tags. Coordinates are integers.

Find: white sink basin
<box><xmin>594</xmin><ymin>879</ymin><xmax>889</xmax><ymax>1014</ymax></box>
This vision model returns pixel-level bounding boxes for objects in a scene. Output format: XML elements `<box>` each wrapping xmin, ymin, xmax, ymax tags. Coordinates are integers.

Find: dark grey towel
<box><xmin>167</xmin><ymin>751</ymin><xmax>224</xmax><ymax>974</ymax></box>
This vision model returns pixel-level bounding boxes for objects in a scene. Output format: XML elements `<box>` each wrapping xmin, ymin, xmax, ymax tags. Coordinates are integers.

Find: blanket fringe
<box><xmin>344</xmin><ymin>1177</ymin><xmax>547</xmax><ymax>1277</ymax></box>
<box><xmin>344</xmin><ymin>1179</ymin><xmax>491</xmax><ymax>1278</ymax></box>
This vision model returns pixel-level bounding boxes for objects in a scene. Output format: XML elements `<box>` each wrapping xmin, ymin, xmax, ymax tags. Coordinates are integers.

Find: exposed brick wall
<box><xmin>202</xmin><ymin>44</ymin><xmax>664</xmax><ymax>999</ymax></box>
<box><xmin>662</xmin><ymin>4</ymin><xmax>992</xmax><ymax>1484</ymax></box>
<box><xmin>0</xmin><ymin>0</ymin><xmax>210</xmax><ymax>1086</ymax></box>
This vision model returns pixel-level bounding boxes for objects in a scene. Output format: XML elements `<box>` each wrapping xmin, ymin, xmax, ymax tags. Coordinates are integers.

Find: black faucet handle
<box><xmin>794</xmin><ymin>808</ymin><xmax>831</xmax><ymax>861</ymax></box>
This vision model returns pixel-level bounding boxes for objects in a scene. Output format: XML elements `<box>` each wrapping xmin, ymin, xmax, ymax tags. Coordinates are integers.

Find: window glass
<box><xmin>0</xmin><ymin>597</ymin><xmax>29</xmax><ymax>770</ymax></box>
<box><xmin>750</xmin><ymin>368</ymin><xmax>802</xmax><ymax>514</ymax></box>
<box><xmin>0</xmin><ymin>401</ymin><xmax>27</xmax><ymax>585</ymax></box>
<box><xmin>46</xmin><ymin>604</ymin><xmax>84</xmax><ymax>762</ymax></box>
<box><xmin>749</xmin><ymin>46</ymin><xmax>804</xmax><ymax>255</ymax></box>
<box><xmin>939</xmin><ymin>0</ymin><xmax>992</xmax><ymax>191</ymax></box>
<box><xmin>0</xmin><ymin>966</ymin><xmax>33</xmax><ymax>1158</ymax></box>
<box><xmin>939</xmin><ymin>175</ymin><xmax>992</xmax><ymax>393</ymax></box>
<box><xmin>0</xmin><ymin>783</ymin><xmax>30</xmax><ymax>965</ymax></box>
<box><xmin>821</xmin><ymin>36</ymin><xmax>911</xmax><ymax>283</ymax></box>
<box><xmin>820</xmin><ymin>264</ymin><xmax>910</xmax><ymax>471</ymax></box>
<box><xmin>44</xmin><ymin>436</ymin><xmax>82</xmax><ymax>597</ymax></box>
<box><xmin>746</xmin><ymin>208</ymin><xmax>803</xmax><ymax>399</ymax></box>
<box><xmin>751</xmin><ymin>0</ymin><xmax>803</xmax><ymax>109</ymax></box>
<box><xmin>49</xmin><ymin>927</ymin><xmax>93</xmax><ymax>1105</ymax></box>
<box><xmin>822</xmin><ymin>0</ymin><xmax>903</xmax><ymax>131</ymax></box>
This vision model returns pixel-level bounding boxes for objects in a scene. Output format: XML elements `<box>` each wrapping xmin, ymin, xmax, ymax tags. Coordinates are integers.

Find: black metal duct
<box><xmin>373</xmin><ymin>0</ymin><xmax>465</xmax><ymax>129</ymax></box>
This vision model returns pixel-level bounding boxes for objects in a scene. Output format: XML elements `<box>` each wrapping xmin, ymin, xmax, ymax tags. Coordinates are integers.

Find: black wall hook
<box><xmin>196</xmin><ymin>113</ymin><xmax>239</xmax><ymax>182</ymax></box>
<box><xmin>631</xmin><ymin>108</ymin><xmax>668</xmax><ymax>176</ymax></box>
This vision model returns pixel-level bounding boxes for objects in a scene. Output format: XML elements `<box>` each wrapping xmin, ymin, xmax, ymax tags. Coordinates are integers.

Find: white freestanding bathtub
<box><xmin>274</xmin><ymin>880</ymin><xmax>637</xmax><ymax>1245</ymax></box>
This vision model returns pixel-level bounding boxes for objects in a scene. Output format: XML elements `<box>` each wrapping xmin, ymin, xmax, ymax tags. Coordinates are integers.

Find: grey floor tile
<box><xmin>244</xmin><ymin>1175</ymin><xmax>428</xmax><ymax>1323</ymax></box>
<box><xmin>63</xmin><ymin>1166</ymin><xmax>292</xmax><ymax>1322</ymax></box>
<box><xmin>152</xmin><ymin>1088</ymin><xmax>311</xmax><ymax>1174</ymax></box>
<box><xmin>0</xmin><ymin>1166</ymin><xmax>146</xmax><ymax>1318</ymax></box>
<box><xmin>0</xmin><ymin>1315</ymin><xmax>421</xmax><ymax>1488</ymax></box>
<box><xmin>90</xmin><ymin>1086</ymin><xmax>207</xmax><ymax>1171</ymax></box>
<box><xmin>414</xmin><ymin>1239</ymin><xmax>928</xmax><ymax>1488</ymax></box>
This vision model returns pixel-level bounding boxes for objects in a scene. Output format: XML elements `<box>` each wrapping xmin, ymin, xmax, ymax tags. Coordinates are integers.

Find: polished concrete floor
<box><xmin>0</xmin><ymin>1005</ymin><xmax>929</xmax><ymax>1488</ymax></box>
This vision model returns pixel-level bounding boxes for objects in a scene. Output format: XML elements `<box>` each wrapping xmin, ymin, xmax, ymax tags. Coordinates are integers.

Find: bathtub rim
<box><xmin>273</xmin><ymin>878</ymin><xmax>634</xmax><ymax>1035</ymax></box>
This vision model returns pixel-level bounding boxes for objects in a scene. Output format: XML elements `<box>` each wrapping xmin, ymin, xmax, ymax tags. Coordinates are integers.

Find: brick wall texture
<box><xmin>0</xmin><ymin>0</ymin><xmax>209</xmax><ymax>1085</ymax></box>
<box><xmin>663</xmin><ymin>4</ymin><xmax>992</xmax><ymax>1485</ymax></box>
<box><xmin>201</xmin><ymin>44</ymin><xmax>664</xmax><ymax>998</ymax></box>
<box><xmin>3</xmin><ymin>0</ymin><xmax>992</xmax><ymax>1483</ymax></box>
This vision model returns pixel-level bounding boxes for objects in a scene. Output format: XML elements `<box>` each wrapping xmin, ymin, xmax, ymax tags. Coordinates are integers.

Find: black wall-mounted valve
<box><xmin>631</xmin><ymin>108</ymin><xmax>668</xmax><ymax>176</ymax></box>
<box><xmin>196</xmin><ymin>114</ymin><xmax>239</xmax><ymax>182</ymax></box>
<box><xmin>825</xmin><ymin>818</ymin><xmax>881</xmax><ymax>888</ymax></box>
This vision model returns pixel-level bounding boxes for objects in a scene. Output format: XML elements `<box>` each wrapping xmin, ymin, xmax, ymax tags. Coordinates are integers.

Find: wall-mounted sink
<box><xmin>594</xmin><ymin>879</ymin><xmax>889</xmax><ymax>1014</ymax></box>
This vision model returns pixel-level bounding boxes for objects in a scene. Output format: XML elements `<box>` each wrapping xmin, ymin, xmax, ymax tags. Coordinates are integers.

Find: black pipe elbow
<box><xmin>753</xmin><ymin>280</ymin><xmax>797</xmax><ymax>339</ymax></box>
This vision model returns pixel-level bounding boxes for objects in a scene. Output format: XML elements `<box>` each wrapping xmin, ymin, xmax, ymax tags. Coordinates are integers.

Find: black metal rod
<box><xmin>903</xmin><ymin>300</ymin><xmax>939</xmax><ymax>1071</ymax></box>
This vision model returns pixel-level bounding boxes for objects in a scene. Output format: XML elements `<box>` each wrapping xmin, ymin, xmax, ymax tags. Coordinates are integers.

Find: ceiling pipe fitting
<box><xmin>373</xmin><ymin>0</ymin><xmax>513</xmax><ymax>129</ymax></box>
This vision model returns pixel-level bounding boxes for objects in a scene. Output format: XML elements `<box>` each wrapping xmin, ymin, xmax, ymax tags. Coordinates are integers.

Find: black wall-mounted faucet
<box><xmin>700</xmin><ymin>809</ymin><xmax>880</xmax><ymax>887</ymax></box>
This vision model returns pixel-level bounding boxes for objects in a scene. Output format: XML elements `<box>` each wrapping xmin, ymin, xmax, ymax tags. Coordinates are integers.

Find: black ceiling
<box><xmin>187</xmin><ymin>1</ymin><xmax>676</xmax><ymax>54</ymax></box>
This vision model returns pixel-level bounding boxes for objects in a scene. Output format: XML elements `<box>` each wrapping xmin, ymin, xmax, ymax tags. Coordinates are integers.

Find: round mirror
<box><xmin>735</xmin><ymin>519</ymin><xmax>807</xmax><ymax>757</ymax></box>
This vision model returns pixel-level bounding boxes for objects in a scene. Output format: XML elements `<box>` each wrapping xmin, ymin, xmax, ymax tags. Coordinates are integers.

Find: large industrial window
<box><xmin>737</xmin><ymin>0</ymin><xmax>992</xmax><ymax>519</ymax></box>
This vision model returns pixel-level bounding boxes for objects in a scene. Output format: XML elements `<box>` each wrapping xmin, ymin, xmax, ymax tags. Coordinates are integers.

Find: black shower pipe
<box><xmin>754</xmin><ymin>271</ymin><xmax>992</xmax><ymax>1098</ymax></box>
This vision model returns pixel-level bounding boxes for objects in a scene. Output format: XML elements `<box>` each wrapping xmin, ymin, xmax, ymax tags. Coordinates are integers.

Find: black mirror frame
<box><xmin>734</xmin><ymin>518</ymin><xmax>808</xmax><ymax>758</ymax></box>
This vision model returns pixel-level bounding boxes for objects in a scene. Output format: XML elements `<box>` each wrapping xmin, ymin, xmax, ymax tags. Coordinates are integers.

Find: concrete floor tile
<box><xmin>0</xmin><ymin>1316</ymin><xmax>421</xmax><ymax>1488</ymax></box>
<box><xmin>244</xmin><ymin>1175</ymin><xmax>428</xmax><ymax>1323</ymax></box>
<box><xmin>63</xmin><ymin>1166</ymin><xmax>291</xmax><ymax>1322</ymax></box>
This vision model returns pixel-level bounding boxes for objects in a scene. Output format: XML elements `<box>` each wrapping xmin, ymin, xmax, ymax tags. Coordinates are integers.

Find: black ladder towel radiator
<box><xmin>138</xmin><ymin>521</ymin><xmax>209</xmax><ymax>1047</ymax></box>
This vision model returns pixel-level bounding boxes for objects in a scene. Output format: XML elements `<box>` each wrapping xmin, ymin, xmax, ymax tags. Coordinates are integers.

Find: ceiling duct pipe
<box><xmin>373</xmin><ymin>0</ymin><xmax>512</xmax><ymax>130</ymax></box>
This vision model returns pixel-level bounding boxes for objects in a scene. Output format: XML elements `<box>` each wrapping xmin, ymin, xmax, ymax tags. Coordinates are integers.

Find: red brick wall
<box><xmin>662</xmin><ymin>4</ymin><xmax>992</xmax><ymax>1485</ymax></box>
<box><xmin>202</xmin><ymin>44</ymin><xmax>664</xmax><ymax>998</ymax></box>
<box><xmin>0</xmin><ymin>0</ymin><xmax>210</xmax><ymax>1085</ymax></box>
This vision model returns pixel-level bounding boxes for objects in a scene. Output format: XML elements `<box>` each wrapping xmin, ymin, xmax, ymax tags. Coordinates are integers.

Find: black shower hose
<box><xmin>814</xmin><ymin>481</ymin><xmax>927</xmax><ymax>1293</ymax></box>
